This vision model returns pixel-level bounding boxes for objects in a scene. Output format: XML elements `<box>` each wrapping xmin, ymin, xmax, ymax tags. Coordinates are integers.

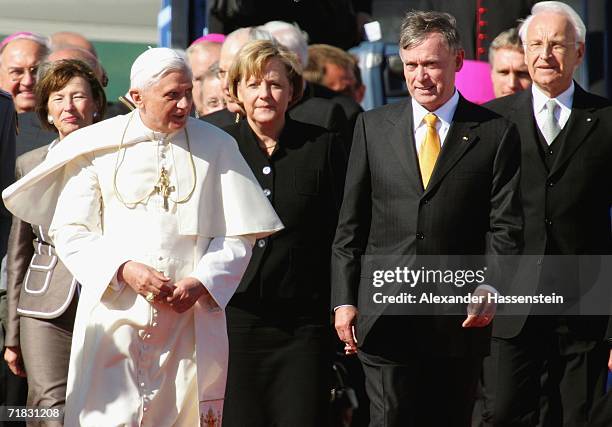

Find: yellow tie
<box><xmin>418</xmin><ymin>113</ymin><xmax>440</xmax><ymax>189</ymax></box>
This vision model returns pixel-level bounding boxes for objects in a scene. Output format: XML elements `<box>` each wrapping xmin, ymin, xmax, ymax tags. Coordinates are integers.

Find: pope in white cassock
<box><xmin>2</xmin><ymin>48</ymin><xmax>283</xmax><ymax>426</ymax></box>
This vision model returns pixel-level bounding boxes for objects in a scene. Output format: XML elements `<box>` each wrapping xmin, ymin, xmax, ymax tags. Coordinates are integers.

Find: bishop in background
<box><xmin>2</xmin><ymin>48</ymin><xmax>283</xmax><ymax>426</ymax></box>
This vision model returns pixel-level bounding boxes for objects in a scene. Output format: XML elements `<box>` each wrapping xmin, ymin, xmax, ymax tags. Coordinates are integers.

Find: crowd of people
<box><xmin>0</xmin><ymin>1</ymin><xmax>610</xmax><ymax>426</ymax></box>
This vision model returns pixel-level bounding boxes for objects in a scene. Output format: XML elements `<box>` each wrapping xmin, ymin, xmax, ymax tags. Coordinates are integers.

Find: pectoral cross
<box><xmin>154</xmin><ymin>167</ymin><xmax>175</xmax><ymax>210</ymax></box>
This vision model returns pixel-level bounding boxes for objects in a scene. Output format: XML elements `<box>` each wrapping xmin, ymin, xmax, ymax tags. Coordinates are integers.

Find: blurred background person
<box><xmin>186</xmin><ymin>35</ymin><xmax>223</xmax><ymax>117</ymax></box>
<box><xmin>306</xmin><ymin>44</ymin><xmax>358</xmax><ymax>98</ymax></box>
<box><xmin>198</xmin><ymin>62</ymin><xmax>226</xmax><ymax>117</ymax></box>
<box><xmin>50</xmin><ymin>31</ymin><xmax>97</xmax><ymax>58</ymax></box>
<box><xmin>3</xmin><ymin>59</ymin><xmax>106</xmax><ymax>424</ymax></box>
<box><xmin>0</xmin><ymin>32</ymin><xmax>56</xmax><ymax>157</ymax></box>
<box><xmin>222</xmin><ymin>39</ymin><xmax>346</xmax><ymax>427</ymax></box>
<box><xmin>0</xmin><ymin>32</ymin><xmax>49</xmax><ymax>115</ymax></box>
<box><xmin>489</xmin><ymin>27</ymin><xmax>531</xmax><ymax>98</ymax></box>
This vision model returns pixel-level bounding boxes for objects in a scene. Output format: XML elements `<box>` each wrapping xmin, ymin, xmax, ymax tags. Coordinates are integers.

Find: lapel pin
<box><xmin>586</xmin><ymin>117</ymin><xmax>592</xmax><ymax>122</ymax></box>
<box><xmin>462</xmin><ymin>136</ymin><xmax>469</xmax><ymax>141</ymax></box>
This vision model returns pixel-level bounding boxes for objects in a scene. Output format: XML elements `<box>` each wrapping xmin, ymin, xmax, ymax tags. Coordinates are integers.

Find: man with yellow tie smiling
<box><xmin>331</xmin><ymin>10</ymin><xmax>523</xmax><ymax>427</ymax></box>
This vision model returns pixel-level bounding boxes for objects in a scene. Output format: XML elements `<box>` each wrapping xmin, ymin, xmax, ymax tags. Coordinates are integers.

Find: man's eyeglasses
<box><xmin>524</xmin><ymin>41</ymin><xmax>579</xmax><ymax>55</ymax></box>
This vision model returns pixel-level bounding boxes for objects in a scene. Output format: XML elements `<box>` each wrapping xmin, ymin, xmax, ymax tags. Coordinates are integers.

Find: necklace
<box><xmin>113</xmin><ymin>113</ymin><xmax>197</xmax><ymax>210</ymax></box>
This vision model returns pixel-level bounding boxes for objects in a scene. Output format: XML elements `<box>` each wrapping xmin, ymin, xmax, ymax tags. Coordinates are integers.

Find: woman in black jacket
<box><xmin>221</xmin><ymin>39</ymin><xmax>347</xmax><ymax>426</ymax></box>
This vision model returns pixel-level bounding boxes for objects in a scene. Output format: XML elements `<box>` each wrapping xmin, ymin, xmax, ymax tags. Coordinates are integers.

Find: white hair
<box><xmin>519</xmin><ymin>1</ymin><xmax>586</xmax><ymax>44</ymax></box>
<box><xmin>130</xmin><ymin>47</ymin><xmax>191</xmax><ymax>90</ymax></box>
<box><xmin>260</xmin><ymin>21</ymin><xmax>309</xmax><ymax>67</ymax></box>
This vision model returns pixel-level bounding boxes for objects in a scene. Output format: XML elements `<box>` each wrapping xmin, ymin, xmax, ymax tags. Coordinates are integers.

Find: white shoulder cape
<box><xmin>2</xmin><ymin>111</ymin><xmax>283</xmax><ymax>238</ymax></box>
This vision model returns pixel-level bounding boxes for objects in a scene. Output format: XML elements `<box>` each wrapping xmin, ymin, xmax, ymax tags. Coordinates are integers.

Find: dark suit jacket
<box><xmin>223</xmin><ymin>117</ymin><xmax>347</xmax><ymax>320</ymax></box>
<box><xmin>5</xmin><ymin>144</ymin><xmax>77</xmax><ymax>348</ymax></box>
<box><xmin>331</xmin><ymin>95</ymin><xmax>522</xmax><ymax>357</ymax></box>
<box><xmin>0</xmin><ymin>92</ymin><xmax>16</xmax><ymax>260</ymax></box>
<box><xmin>485</xmin><ymin>84</ymin><xmax>612</xmax><ymax>340</ymax></box>
<box><xmin>15</xmin><ymin>112</ymin><xmax>57</xmax><ymax>158</ymax></box>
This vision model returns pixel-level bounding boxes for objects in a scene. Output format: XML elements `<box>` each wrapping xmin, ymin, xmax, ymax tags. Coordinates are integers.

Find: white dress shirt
<box><xmin>532</xmin><ymin>82</ymin><xmax>574</xmax><ymax>145</ymax></box>
<box><xmin>412</xmin><ymin>89</ymin><xmax>460</xmax><ymax>151</ymax></box>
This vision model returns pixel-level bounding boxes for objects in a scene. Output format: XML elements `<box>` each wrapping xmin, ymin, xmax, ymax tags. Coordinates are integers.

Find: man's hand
<box><xmin>166</xmin><ymin>277</ymin><xmax>207</xmax><ymax>313</ymax></box>
<box><xmin>118</xmin><ymin>261</ymin><xmax>173</xmax><ymax>301</ymax></box>
<box><xmin>608</xmin><ymin>349</ymin><xmax>611</xmax><ymax>371</ymax></box>
<box><xmin>4</xmin><ymin>346</ymin><xmax>26</xmax><ymax>377</ymax></box>
<box><xmin>463</xmin><ymin>286</ymin><xmax>497</xmax><ymax>328</ymax></box>
<box><xmin>335</xmin><ymin>306</ymin><xmax>359</xmax><ymax>355</ymax></box>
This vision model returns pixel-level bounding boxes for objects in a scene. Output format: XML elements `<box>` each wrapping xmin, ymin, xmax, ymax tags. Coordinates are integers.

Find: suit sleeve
<box><xmin>331</xmin><ymin>113</ymin><xmax>372</xmax><ymax>308</ymax></box>
<box><xmin>5</xmin><ymin>158</ymin><xmax>35</xmax><ymax>347</ymax></box>
<box><xmin>486</xmin><ymin>122</ymin><xmax>523</xmax><ymax>292</ymax></box>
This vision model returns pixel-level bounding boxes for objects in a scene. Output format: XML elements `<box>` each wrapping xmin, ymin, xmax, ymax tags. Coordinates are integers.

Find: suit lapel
<box><xmin>423</xmin><ymin>96</ymin><xmax>478</xmax><ymax>195</ymax></box>
<box><xmin>385</xmin><ymin>100</ymin><xmax>423</xmax><ymax>192</ymax></box>
<box><xmin>549</xmin><ymin>85</ymin><xmax>598</xmax><ymax>177</ymax></box>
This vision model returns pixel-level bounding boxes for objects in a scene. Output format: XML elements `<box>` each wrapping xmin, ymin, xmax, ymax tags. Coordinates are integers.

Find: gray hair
<box><xmin>519</xmin><ymin>1</ymin><xmax>586</xmax><ymax>44</ymax></box>
<box><xmin>399</xmin><ymin>10</ymin><xmax>462</xmax><ymax>53</ymax></box>
<box><xmin>260</xmin><ymin>21</ymin><xmax>309</xmax><ymax>67</ymax></box>
<box><xmin>489</xmin><ymin>27</ymin><xmax>523</xmax><ymax>64</ymax></box>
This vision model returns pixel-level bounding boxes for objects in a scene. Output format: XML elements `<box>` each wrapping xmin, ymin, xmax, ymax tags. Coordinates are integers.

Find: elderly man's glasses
<box><xmin>524</xmin><ymin>41</ymin><xmax>579</xmax><ymax>55</ymax></box>
<box><xmin>2</xmin><ymin>66</ymin><xmax>39</xmax><ymax>82</ymax></box>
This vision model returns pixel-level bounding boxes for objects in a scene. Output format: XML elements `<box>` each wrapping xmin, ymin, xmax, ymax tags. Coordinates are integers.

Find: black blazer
<box><xmin>224</xmin><ymin>117</ymin><xmax>347</xmax><ymax>319</ymax></box>
<box><xmin>485</xmin><ymin>84</ymin><xmax>612</xmax><ymax>340</ymax></box>
<box><xmin>331</xmin><ymin>95</ymin><xmax>522</xmax><ymax>356</ymax></box>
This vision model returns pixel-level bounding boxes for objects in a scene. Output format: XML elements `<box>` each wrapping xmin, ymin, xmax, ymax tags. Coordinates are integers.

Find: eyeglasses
<box><xmin>2</xmin><ymin>65</ymin><xmax>39</xmax><ymax>82</ymax></box>
<box><xmin>524</xmin><ymin>41</ymin><xmax>579</xmax><ymax>55</ymax></box>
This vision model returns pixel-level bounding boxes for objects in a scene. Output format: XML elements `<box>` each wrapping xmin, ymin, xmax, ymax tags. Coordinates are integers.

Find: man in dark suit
<box><xmin>483</xmin><ymin>2</ymin><xmax>612</xmax><ymax>426</ymax></box>
<box><xmin>332</xmin><ymin>10</ymin><xmax>522</xmax><ymax>427</ymax></box>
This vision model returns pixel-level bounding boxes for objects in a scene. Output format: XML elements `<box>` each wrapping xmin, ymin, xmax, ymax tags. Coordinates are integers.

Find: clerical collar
<box><xmin>532</xmin><ymin>81</ymin><xmax>574</xmax><ymax>114</ymax></box>
<box><xmin>133</xmin><ymin>110</ymin><xmax>182</xmax><ymax>142</ymax></box>
<box><xmin>411</xmin><ymin>89</ymin><xmax>459</xmax><ymax>129</ymax></box>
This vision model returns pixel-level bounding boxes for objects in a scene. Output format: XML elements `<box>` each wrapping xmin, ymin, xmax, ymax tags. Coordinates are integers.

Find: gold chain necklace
<box><xmin>113</xmin><ymin>113</ymin><xmax>197</xmax><ymax>210</ymax></box>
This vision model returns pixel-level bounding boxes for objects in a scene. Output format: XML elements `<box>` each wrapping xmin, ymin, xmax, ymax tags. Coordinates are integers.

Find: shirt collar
<box><xmin>532</xmin><ymin>81</ymin><xmax>574</xmax><ymax>113</ymax></box>
<box><xmin>412</xmin><ymin>89</ymin><xmax>460</xmax><ymax>128</ymax></box>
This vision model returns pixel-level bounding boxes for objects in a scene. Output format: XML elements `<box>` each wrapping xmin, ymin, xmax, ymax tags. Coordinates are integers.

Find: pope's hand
<box><xmin>118</xmin><ymin>261</ymin><xmax>173</xmax><ymax>301</ymax></box>
<box><xmin>335</xmin><ymin>306</ymin><xmax>359</xmax><ymax>355</ymax></box>
<box><xmin>166</xmin><ymin>277</ymin><xmax>207</xmax><ymax>313</ymax></box>
<box><xmin>4</xmin><ymin>346</ymin><xmax>26</xmax><ymax>377</ymax></box>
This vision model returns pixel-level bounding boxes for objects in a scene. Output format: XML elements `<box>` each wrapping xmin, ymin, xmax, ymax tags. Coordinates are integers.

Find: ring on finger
<box><xmin>145</xmin><ymin>292</ymin><xmax>155</xmax><ymax>302</ymax></box>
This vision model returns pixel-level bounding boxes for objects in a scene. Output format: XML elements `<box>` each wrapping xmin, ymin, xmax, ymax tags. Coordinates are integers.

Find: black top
<box><xmin>223</xmin><ymin>117</ymin><xmax>347</xmax><ymax>320</ymax></box>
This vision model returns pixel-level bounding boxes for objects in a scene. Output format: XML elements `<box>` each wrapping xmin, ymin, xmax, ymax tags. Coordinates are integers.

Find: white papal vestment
<box><xmin>2</xmin><ymin>111</ymin><xmax>283</xmax><ymax>427</ymax></box>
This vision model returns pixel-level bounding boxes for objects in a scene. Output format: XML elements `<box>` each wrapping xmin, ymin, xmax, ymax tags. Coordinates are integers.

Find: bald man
<box><xmin>50</xmin><ymin>31</ymin><xmax>97</xmax><ymax>57</ymax></box>
<box><xmin>0</xmin><ymin>35</ymin><xmax>48</xmax><ymax>114</ymax></box>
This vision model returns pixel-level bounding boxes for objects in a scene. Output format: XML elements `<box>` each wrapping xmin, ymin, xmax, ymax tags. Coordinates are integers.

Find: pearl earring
<box><xmin>47</xmin><ymin>115</ymin><xmax>54</xmax><ymax>124</ymax></box>
<box><xmin>93</xmin><ymin>111</ymin><xmax>99</xmax><ymax>119</ymax></box>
